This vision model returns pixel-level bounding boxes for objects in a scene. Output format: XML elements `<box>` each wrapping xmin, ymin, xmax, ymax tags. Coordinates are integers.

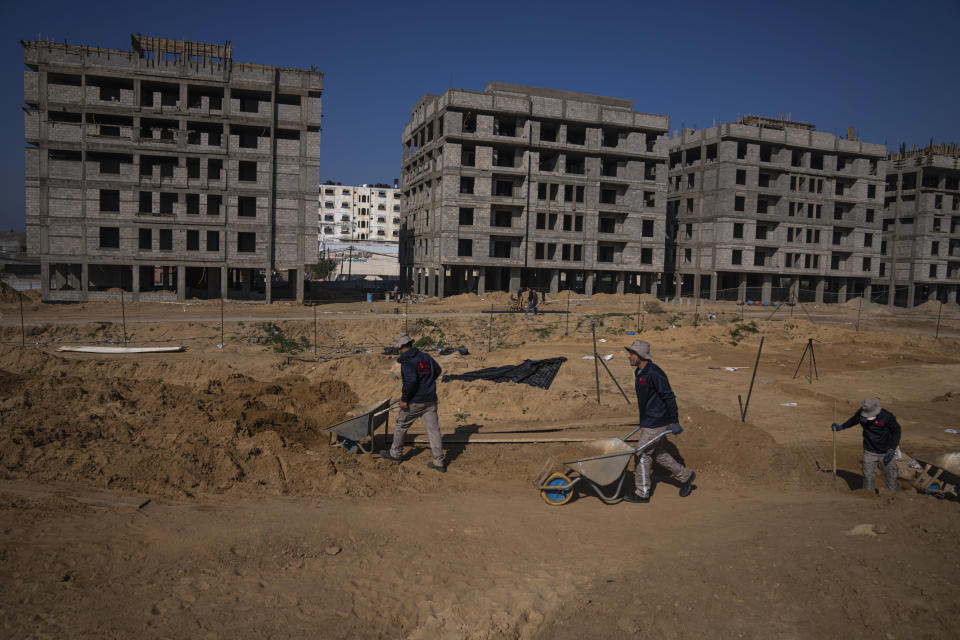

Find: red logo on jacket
<box><xmin>418</xmin><ymin>361</ymin><xmax>432</xmax><ymax>373</ymax></box>
<box><xmin>637</xmin><ymin>377</ymin><xmax>647</xmax><ymax>385</ymax></box>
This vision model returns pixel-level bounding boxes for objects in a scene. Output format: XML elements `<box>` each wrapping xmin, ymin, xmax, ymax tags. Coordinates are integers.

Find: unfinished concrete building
<box><xmin>881</xmin><ymin>143</ymin><xmax>960</xmax><ymax>306</ymax></box>
<box><xmin>400</xmin><ymin>82</ymin><xmax>670</xmax><ymax>297</ymax></box>
<box><xmin>666</xmin><ymin>117</ymin><xmax>887</xmax><ymax>303</ymax></box>
<box><xmin>23</xmin><ymin>35</ymin><xmax>322</xmax><ymax>302</ymax></box>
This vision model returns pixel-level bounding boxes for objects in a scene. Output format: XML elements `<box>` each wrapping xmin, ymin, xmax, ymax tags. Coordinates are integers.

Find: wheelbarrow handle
<box><xmin>373</xmin><ymin>400</ymin><xmax>401</xmax><ymax>417</ymax></box>
<box><xmin>623</xmin><ymin>422</ymin><xmax>682</xmax><ymax>442</ymax></box>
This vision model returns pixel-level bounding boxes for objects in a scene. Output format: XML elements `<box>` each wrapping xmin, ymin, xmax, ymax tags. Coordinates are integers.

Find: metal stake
<box><xmin>120</xmin><ymin>290</ymin><xmax>127</xmax><ymax>345</ymax></box>
<box><xmin>220</xmin><ymin>295</ymin><xmax>225</xmax><ymax>348</ymax></box>
<box><xmin>488</xmin><ymin>303</ymin><xmax>493</xmax><ymax>352</ymax></box>
<box><xmin>591</xmin><ymin>321</ymin><xmax>600</xmax><ymax>405</ymax></box>
<box><xmin>565</xmin><ymin>290</ymin><xmax>570</xmax><ymax>336</ymax></box>
<box><xmin>935</xmin><ymin>301</ymin><xmax>943</xmax><ymax>339</ymax></box>
<box><xmin>314</xmin><ymin>303</ymin><xmax>318</xmax><ymax>361</ymax></box>
<box><xmin>19</xmin><ymin>290</ymin><xmax>25</xmax><ymax>348</ymax></box>
<box><xmin>740</xmin><ymin>336</ymin><xmax>764</xmax><ymax>422</ymax></box>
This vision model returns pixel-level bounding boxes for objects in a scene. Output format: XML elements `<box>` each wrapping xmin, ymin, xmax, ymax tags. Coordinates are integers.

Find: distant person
<box><xmin>380</xmin><ymin>334</ymin><xmax>446</xmax><ymax>472</ymax></box>
<box><xmin>622</xmin><ymin>340</ymin><xmax>695</xmax><ymax>503</ymax></box>
<box><xmin>525</xmin><ymin>287</ymin><xmax>539</xmax><ymax>316</ymax></box>
<box><xmin>832</xmin><ymin>398</ymin><xmax>901</xmax><ymax>493</ymax></box>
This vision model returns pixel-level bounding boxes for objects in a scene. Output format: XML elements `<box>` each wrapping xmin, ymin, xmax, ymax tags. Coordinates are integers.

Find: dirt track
<box><xmin>1</xmin><ymin>293</ymin><xmax>959</xmax><ymax>638</ymax></box>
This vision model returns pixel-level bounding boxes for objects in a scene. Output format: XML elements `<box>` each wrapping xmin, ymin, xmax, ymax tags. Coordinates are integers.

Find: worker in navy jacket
<box><xmin>380</xmin><ymin>334</ymin><xmax>446</xmax><ymax>472</ymax></box>
<box><xmin>622</xmin><ymin>340</ymin><xmax>695</xmax><ymax>503</ymax></box>
<box><xmin>832</xmin><ymin>398</ymin><xmax>901</xmax><ymax>492</ymax></box>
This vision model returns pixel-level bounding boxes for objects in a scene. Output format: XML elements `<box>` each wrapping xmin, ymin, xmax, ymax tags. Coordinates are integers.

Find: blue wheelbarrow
<box><xmin>324</xmin><ymin>397</ymin><xmax>396</xmax><ymax>454</ymax></box>
<box><xmin>532</xmin><ymin>424</ymin><xmax>681</xmax><ymax>506</ymax></box>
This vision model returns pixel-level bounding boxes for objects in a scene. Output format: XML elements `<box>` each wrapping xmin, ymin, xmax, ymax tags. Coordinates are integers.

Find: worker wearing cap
<box><xmin>380</xmin><ymin>333</ymin><xmax>446</xmax><ymax>472</ymax></box>
<box><xmin>832</xmin><ymin>398</ymin><xmax>901</xmax><ymax>492</ymax></box>
<box><xmin>622</xmin><ymin>340</ymin><xmax>695</xmax><ymax>503</ymax></box>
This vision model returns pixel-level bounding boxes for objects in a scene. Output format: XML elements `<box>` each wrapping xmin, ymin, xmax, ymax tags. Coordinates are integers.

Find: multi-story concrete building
<box><xmin>318</xmin><ymin>183</ymin><xmax>400</xmax><ymax>249</ymax></box>
<box><xmin>400</xmin><ymin>82</ymin><xmax>670</xmax><ymax>297</ymax></box>
<box><xmin>881</xmin><ymin>143</ymin><xmax>960</xmax><ymax>306</ymax></box>
<box><xmin>666</xmin><ymin>116</ymin><xmax>887</xmax><ymax>303</ymax></box>
<box><xmin>23</xmin><ymin>35</ymin><xmax>322</xmax><ymax>302</ymax></box>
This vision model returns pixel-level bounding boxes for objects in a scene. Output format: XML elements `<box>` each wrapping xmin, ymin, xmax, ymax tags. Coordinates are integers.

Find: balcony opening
<box><xmin>541</xmin><ymin>122</ymin><xmax>558</xmax><ymax>142</ymax></box>
<box><xmin>461</xmin><ymin>145</ymin><xmax>476</xmax><ymax>167</ymax></box>
<box><xmin>567</xmin><ymin>125</ymin><xmax>586</xmax><ymax>146</ymax></box>
<box><xmin>539</xmin><ymin>151</ymin><xmax>558</xmax><ymax>172</ymax></box>
<box><xmin>494</xmin><ymin>116</ymin><xmax>517</xmax><ymax>137</ymax></box>
<box><xmin>492</xmin><ymin>210</ymin><xmax>512</xmax><ymax>227</ymax></box>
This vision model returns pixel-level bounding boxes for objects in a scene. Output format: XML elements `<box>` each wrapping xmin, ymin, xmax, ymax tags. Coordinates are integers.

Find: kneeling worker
<box><xmin>623</xmin><ymin>340</ymin><xmax>695</xmax><ymax>503</ymax></box>
<box><xmin>380</xmin><ymin>334</ymin><xmax>446</xmax><ymax>472</ymax></box>
<box><xmin>832</xmin><ymin>397</ymin><xmax>901</xmax><ymax>493</ymax></box>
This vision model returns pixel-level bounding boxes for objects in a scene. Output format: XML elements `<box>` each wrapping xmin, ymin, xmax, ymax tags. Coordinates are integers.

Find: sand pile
<box><xmin>0</xmin><ymin>281</ymin><xmax>23</xmax><ymax>303</ymax></box>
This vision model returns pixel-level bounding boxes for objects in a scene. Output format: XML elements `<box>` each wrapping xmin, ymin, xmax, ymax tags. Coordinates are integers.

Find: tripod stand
<box><xmin>792</xmin><ymin>338</ymin><xmax>820</xmax><ymax>383</ymax></box>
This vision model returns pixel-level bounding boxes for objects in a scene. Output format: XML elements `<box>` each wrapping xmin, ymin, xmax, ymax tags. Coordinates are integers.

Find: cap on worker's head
<box><xmin>624</xmin><ymin>339</ymin><xmax>652</xmax><ymax>361</ymax></box>
<box><xmin>395</xmin><ymin>333</ymin><xmax>414</xmax><ymax>350</ymax></box>
<box><xmin>861</xmin><ymin>397</ymin><xmax>881</xmax><ymax>419</ymax></box>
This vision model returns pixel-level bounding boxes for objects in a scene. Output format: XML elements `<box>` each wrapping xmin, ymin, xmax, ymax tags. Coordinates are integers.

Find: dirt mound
<box><xmin>0</xmin><ymin>367</ymin><xmax>366</xmax><ymax>498</ymax></box>
<box><xmin>0</xmin><ymin>281</ymin><xmax>22</xmax><ymax>303</ymax></box>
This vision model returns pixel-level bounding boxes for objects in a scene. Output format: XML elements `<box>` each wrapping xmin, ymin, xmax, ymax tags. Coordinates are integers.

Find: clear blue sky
<box><xmin>2</xmin><ymin>0</ymin><xmax>958</xmax><ymax>231</ymax></box>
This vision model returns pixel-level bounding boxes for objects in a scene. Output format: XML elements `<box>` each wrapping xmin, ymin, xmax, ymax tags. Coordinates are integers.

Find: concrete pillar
<box><xmin>709</xmin><ymin>272</ymin><xmax>718</xmax><ymax>301</ymax></box>
<box><xmin>693</xmin><ymin>274</ymin><xmax>702</xmax><ymax>300</ymax></box>
<box><xmin>132</xmin><ymin>266</ymin><xmax>141</xmax><ymax>301</ymax></box>
<box><xmin>437</xmin><ymin>266</ymin><xmax>445</xmax><ymax>298</ymax></box>
<box><xmin>615</xmin><ymin>272</ymin><xmax>625</xmax><ymax>294</ymax></box>
<box><xmin>839</xmin><ymin>278</ymin><xmax>848</xmax><ymax>303</ymax></box>
<box><xmin>80</xmin><ymin>262</ymin><xmax>90</xmax><ymax>302</ymax></box>
<box><xmin>789</xmin><ymin>279</ymin><xmax>799</xmax><ymax>303</ymax></box>
<box><xmin>426</xmin><ymin>268</ymin><xmax>435</xmax><ymax>297</ymax></box>
<box><xmin>265</xmin><ymin>268</ymin><xmax>272</xmax><ymax>304</ymax></box>
<box><xmin>509</xmin><ymin>267</ymin><xmax>521</xmax><ymax>294</ymax></box>
<box><xmin>176</xmin><ymin>266</ymin><xmax>186</xmax><ymax>302</ymax></box>
<box><xmin>737</xmin><ymin>273</ymin><xmax>746</xmax><ymax>303</ymax></box>
<box><xmin>761</xmin><ymin>274</ymin><xmax>772</xmax><ymax>304</ymax></box>
<box><xmin>585</xmin><ymin>272</ymin><xmax>595</xmax><ymax>297</ymax></box>
<box><xmin>947</xmin><ymin>286</ymin><xmax>957</xmax><ymax>304</ymax></box>
<box><xmin>815</xmin><ymin>277</ymin><xmax>825</xmax><ymax>303</ymax></box>
<box><xmin>650</xmin><ymin>275</ymin><xmax>658</xmax><ymax>298</ymax></box>
<box><xmin>863</xmin><ymin>283</ymin><xmax>872</xmax><ymax>302</ymax></box>
<box><xmin>906</xmin><ymin>284</ymin><xmax>916</xmax><ymax>308</ymax></box>
<box><xmin>549</xmin><ymin>269</ymin><xmax>559</xmax><ymax>294</ymax></box>
<box><xmin>295</xmin><ymin>268</ymin><xmax>304</xmax><ymax>302</ymax></box>
<box><xmin>221</xmin><ymin>267</ymin><xmax>229</xmax><ymax>300</ymax></box>
<box><xmin>929</xmin><ymin>285</ymin><xmax>938</xmax><ymax>302</ymax></box>
<box><xmin>477</xmin><ymin>269</ymin><xmax>486</xmax><ymax>296</ymax></box>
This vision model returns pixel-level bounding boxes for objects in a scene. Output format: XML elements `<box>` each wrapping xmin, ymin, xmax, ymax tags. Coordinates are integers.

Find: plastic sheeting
<box><xmin>441</xmin><ymin>357</ymin><xmax>567</xmax><ymax>389</ymax></box>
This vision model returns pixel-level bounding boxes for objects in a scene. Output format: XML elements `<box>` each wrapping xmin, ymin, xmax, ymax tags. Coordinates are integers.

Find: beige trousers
<box><xmin>862</xmin><ymin>450</ymin><xmax>898</xmax><ymax>492</ymax></box>
<box><xmin>390</xmin><ymin>401</ymin><xmax>444</xmax><ymax>466</ymax></box>
<box><xmin>633</xmin><ymin>425</ymin><xmax>692</xmax><ymax>497</ymax></box>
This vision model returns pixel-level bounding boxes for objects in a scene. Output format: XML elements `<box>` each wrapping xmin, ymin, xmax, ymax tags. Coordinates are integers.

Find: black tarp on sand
<box><xmin>441</xmin><ymin>357</ymin><xmax>567</xmax><ymax>389</ymax></box>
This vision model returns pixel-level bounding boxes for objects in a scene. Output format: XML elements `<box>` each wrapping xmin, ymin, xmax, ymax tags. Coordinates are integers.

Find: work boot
<box><xmin>427</xmin><ymin>461</ymin><xmax>446</xmax><ymax>473</ymax></box>
<box><xmin>622</xmin><ymin>493</ymin><xmax>650</xmax><ymax>504</ymax></box>
<box><xmin>679</xmin><ymin>472</ymin><xmax>696</xmax><ymax>497</ymax></box>
<box><xmin>379</xmin><ymin>450</ymin><xmax>401</xmax><ymax>463</ymax></box>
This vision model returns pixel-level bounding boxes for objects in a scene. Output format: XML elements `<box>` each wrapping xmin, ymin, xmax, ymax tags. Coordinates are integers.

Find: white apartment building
<box><xmin>318</xmin><ymin>184</ymin><xmax>401</xmax><ymax>250</ymax></box>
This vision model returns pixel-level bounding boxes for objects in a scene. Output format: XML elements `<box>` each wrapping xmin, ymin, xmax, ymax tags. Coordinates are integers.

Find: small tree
<box><xmin>307</xmin><ymin>259</ymin><xmax>338</xmax><ymax>281</ymax></box>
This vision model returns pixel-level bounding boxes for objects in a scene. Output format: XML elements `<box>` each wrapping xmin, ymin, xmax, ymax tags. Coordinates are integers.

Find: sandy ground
<box><xmin>1</xmin><ymin>293</ymin><xmax>959</xmax><ymax>638</ymax></box>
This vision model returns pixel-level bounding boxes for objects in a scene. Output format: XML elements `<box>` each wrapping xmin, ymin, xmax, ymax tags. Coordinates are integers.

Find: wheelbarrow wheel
<box><xmin>540</xmin><ymin>472</ymin><xmax>574</xmax><ymax>506</ymax></box>
<box><xmin>337</xmin><ymin>436</ymin><xmax>359</xmax><ymax>453</ymax></box>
